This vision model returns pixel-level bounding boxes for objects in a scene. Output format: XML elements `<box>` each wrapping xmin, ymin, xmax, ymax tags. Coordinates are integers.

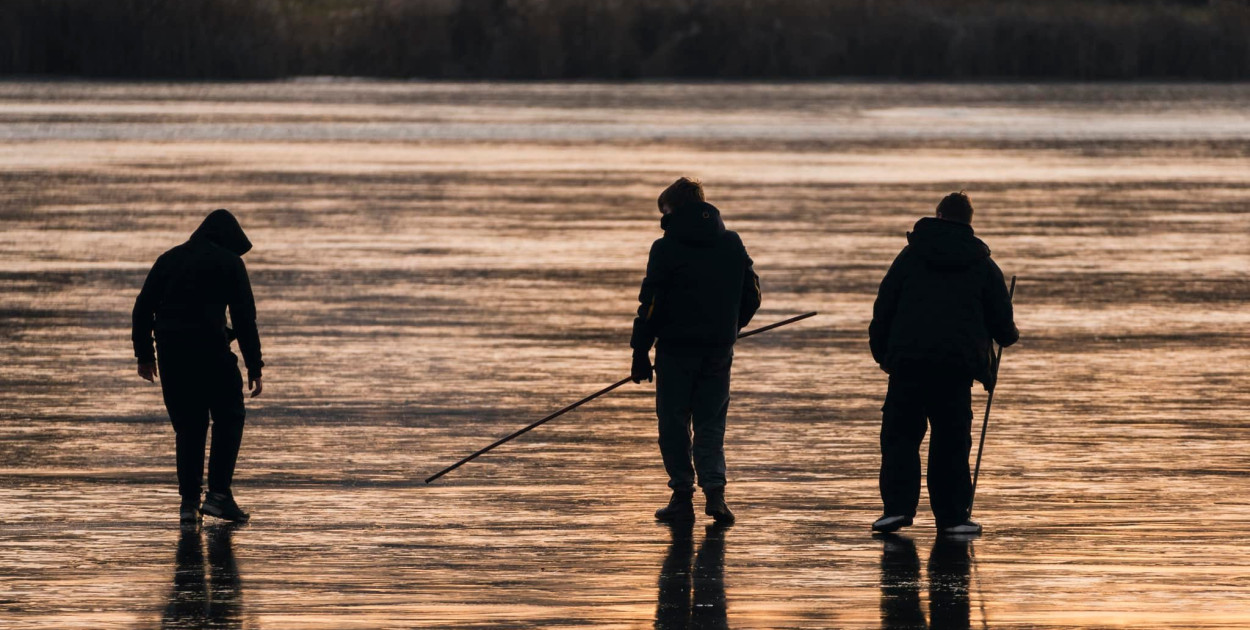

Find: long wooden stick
<box><xmin>425</xmin><ymin>312</ymin><xmax>817</xmax><ymax>483</ymax></box>
<box><xmin>968</xmin><ymin>276</ymin><xmax>1017</xmax><ymax>517</ymax></box>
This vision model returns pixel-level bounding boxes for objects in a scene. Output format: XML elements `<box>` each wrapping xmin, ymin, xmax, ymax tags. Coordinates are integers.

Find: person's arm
<box><xmin>984</xmin><ymin>259</ymin><xmax>1019</xmax><ymax>348</ymax></box>
<box><xmin>132</xmin><ymin>256</ymin><xmax>165</xmax><ymax>382</ymax></box>
<box><xmin>868</xmin><ymin>248</ymin><xmax>908</xmax><ymax>370</ymax></box>
<box><xmin>630</xmin><ymin>241</ymin><xmax>668</xmax><ymax>383</ymax></box>
<box><xmin>229</xmin><ymin>258</ymin><xmax>264</xmax><ymax>397</ymax></box>
<box><xmin>738</xmin><ymin>245</ymin><xmax>761</xmax><ymax>330</ymax></box>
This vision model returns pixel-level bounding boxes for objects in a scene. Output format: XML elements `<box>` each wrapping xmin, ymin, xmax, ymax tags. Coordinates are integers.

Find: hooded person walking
<box><xmin>132</xmin><ymin>209</ymin><xmax>263</xmax><ymax>524</ymax></box>
<box><xmin>868</xmin><ymin>192</ymin><xmax>1018</xmax><ymax>536</ymax></box>
<box><xmin>631</xmin><ymin>178</ymin><xmax>761</xmax><ymax>524</ymax></box>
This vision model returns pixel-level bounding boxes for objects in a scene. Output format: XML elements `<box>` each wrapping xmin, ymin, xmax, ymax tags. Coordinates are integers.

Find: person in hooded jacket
<box><xmin>868</xmin><ymin>192</ymin><xmax>1018</xmax><ymax>536</ymax></box>
<box><xmin>133</xmin><ymin>209</ymin><xmax>263</xmax><ymax>524</ymax></box>
<box><xmin>631</xmin><ymin>178</ymin><xmax>761</xmax><ymax>524</ymax></box>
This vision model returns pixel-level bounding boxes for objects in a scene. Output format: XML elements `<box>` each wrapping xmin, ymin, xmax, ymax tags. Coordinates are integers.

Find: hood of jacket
<box><xmin>660</xmin><ymin>201</ymin><xmax>726</xmax><ymax>245</ymax></box>
<box><xmin>191</xmin><ymin>208</ymin><xmax>252</xmax><ymax>256</ymax></box>
<box><xmin>906</xmin><ymin>216</ymin><xmax>989</xmax><ymax>270</ymax></box>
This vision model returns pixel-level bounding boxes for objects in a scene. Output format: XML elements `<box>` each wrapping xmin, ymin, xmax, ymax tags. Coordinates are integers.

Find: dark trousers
<box><xmin>655</xmin><ymin>351</ymin><xmax>732</xmax><ymax>492</ymax></box>
<box><xmin>879</xmin><ymin>372</ymin><xmax>973</xmax><ymax>526</ymax></box>
<box><xmin>157</xmin><ymin>339</ymin><xmax>246</xmax><ymax>501</ymax></box>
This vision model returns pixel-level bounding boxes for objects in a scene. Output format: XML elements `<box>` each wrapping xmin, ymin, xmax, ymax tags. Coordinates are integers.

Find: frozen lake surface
<box><xmin>1</xmin><ymin>81</ymin><xmax>1248</xmax><ymax>628</ymax></box>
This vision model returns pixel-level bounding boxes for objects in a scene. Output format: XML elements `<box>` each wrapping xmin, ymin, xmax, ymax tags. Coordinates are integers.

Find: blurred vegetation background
<box><xmin>2</xmin><ymin>0</ymin><xmax>1248</xmax><ymax>79</ymax></box>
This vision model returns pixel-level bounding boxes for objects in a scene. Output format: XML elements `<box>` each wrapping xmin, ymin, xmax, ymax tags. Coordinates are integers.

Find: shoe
<box><xmin>200</xmin><ymin>492</ymin><xmax>251</xmax><ymax>523</ymax></box>
<box><xmin>938</xmin><ymin>520</ymin><xmax>982</xmax><ymax>536</ymax></box>
<box><xmin>871</xmin><ymin>514</ymin><xmax>913</xmax><ymax>533</ymax></box>
<box><xmin>654</xmin><ymin>490</ymin><xmax>695</xmax><ymax>522</ymax></box>
<box><xmin>180</xmin><ymin>498</ymin><xmax>201</xmax><ymax>524</ymax></box>
<box><xmin>703</xmin><ymin>487</ymin><xmax>735</xmax><ymax>525</ymax></box>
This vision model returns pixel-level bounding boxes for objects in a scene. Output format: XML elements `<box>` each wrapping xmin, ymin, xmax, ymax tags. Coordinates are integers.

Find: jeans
<box><xmin>655</xmin><ymin>351</ymin><xmax>732</xmax><ymax>492</ymax></box>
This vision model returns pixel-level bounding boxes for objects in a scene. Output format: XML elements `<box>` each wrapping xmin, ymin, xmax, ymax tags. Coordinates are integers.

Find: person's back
<box><xmin>638</xmin><ymin>200</ymin><xmax>755</xmax><ymax>355</ymax></box>
<box><xmin>631</xmin><ymin>177</ymin><xmax>761</xmax><ymax>525</ymax></box>
<box><xmin>867</xmin><ymin>192</ymin><xmax>1017</xmax><ymax>537</ymax></box>
<box><xmin>133</xmin><ymin>208</ymin><xmax>263</xmax><ymax>524</ymax></box>
<box><xmin>138</xmin><ymin>210</ymin><xmax>262</xmax><ymax>365</ymax></box>
<box><xmin>869</xmin><ymin>214</ymin><xmax>1017</xmax><ymax>385</ymax></box>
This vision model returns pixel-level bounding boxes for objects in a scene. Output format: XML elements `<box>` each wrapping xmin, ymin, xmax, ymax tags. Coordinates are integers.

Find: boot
<box><xmin>938</xmin><ymin>519</ymin><xmax>982</xmax><ymax>536</ymax></box>
<box><xmin>180</xmin><ymin>497</ymin><xmax>201</xmax><ymax>525</ymax></box>
<box><xmin>200</xmin><ymin>491</ymin><xmax>250</xmax><ymax>523</ymax></box>
<box><xmin>872</xmin><ymin>514</ymin><xmax>913</xmax><ymax>533</ymax></box>
<box><xmin>654</xmin><ymin>490</ymin><xmax>695</xmax><ymax>522</ymax></box>
<box><xmin>704</xmin><ymin>487</ymin><xmax>735</xmax><ymax>525</ymax></box>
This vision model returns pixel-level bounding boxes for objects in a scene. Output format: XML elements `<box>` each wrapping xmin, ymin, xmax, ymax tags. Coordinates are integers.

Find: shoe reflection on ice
<box><xmin>655</xmin><ymin>522</ymin><xmax>729</xmax><ymax>630</ymax></box>
<box><xmin>876</xmin><ymin>533</ymin><xmax>973</xmax><ymax>630</ymax></box>
<box><xmin>162</xmin><ymin>523</ymin><xmax>245</xmax><ymax>629</ymax></box>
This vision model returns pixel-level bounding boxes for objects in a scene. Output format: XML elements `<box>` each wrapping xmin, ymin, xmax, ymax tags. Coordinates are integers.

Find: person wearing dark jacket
<box><xmin>631</xmin><ymin>178</ymin><xmax>762</xmax><ymax>524</ymax></box>
<box><xmin>868</xmin><ymin>192</ymin><xmax>1018</xmax><ymax>536</ymax></box>
<box><xmin>133</xmin><ymin>209</ymin><xmax>263</xmax><ymax>524</ymax></box>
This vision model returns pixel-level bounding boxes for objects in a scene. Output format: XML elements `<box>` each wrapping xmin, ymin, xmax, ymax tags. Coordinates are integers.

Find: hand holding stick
<box><xmin>425</xmin><ymin>312</ymin><xmax>817</xmax><ymax>484</ymax></box>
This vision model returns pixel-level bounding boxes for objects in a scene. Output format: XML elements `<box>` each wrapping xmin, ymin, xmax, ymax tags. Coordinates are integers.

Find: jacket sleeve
<box><xmin>229</xmin><ymin>258</ymin><xmax>264</xmax><ymax>378</ymax></box>
<box><xmin>984</xmin><ymin>259</ymin><xmax>1019</xmax><ymax>348</ymax></box>
<box><xmin>738</xmin><ymin>247</ymin><xmax>761</xmax><ymax>330</ymax></box>
<box><xmin>868</xmin><ymin>248</ymin><xmax>908</xmax><ymax>368</ymax></box>
<box><xmin>131</xmin><ymin>256</ymin><xmax>165</xmax><ymax>363</ymax></box>
<box><xmin>630</xmin><ymin>240</ymin><xmax>668</xmax><ymax>353</ymax></box>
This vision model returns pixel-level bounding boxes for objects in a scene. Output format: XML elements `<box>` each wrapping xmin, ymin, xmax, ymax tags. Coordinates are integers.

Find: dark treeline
<box><xmin>3</xmin><ymin>0</ymin><xmax>1249</xmax><ymax>80</ymax></box>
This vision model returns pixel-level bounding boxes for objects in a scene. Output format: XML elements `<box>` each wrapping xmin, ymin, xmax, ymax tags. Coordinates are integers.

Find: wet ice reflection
<box><xmin>877</xmin><ymin>534</ymin><xmax>974</xmax><ymax>630</ymax></box>
<box><xmin>1</xmin><ymin>81</ymin><xmax>1248</xmax><ymax>628</ymax></box>
<box><xmin>655</xmin><ymin>524</ymin><xmax>729</xmax><ymax>630</ymax></box>
<box><xmin>163</xmin><ymin>524</ymin><xmax>246</xmax><ymax>630</ymax></box>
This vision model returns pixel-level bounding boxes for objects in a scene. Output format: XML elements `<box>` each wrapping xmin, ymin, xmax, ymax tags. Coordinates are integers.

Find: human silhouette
<box><xmin>133</xmin><ymin>209</ymin><xmax>263</xmax><ymax>524</ymax></box>
<box><xmin>633</xmin><ymin>177</ymin><xmax>761</xmax><ymax>524</ymax></box>
<box><xmin>162</xmin><ymin>524</ymin><xmax>244</xmax><ymax>629</ymax></box>
<box><xmin>868</xmin><ymin>192</ymin><xmax>1018</xmax><ymax>536</ymax></box>
<box><xmin>878</xmin><ymin>534</ymin><xmax>926</xmax><ymax>629</ymax></box>
<box><xmin>877</xmin><ymin>534</ymin><xmax>974</xmax><ymax>630</ymax></box>
<box><xmin>691</xmin><ymin>524</ymin><xmax>729</xmax><ymax>630</ymax></box>
<box><xmin>655</xmin><ymin>522</ymin><xmax>730</xmax><ymax>630</ymax></box>
<box><xmin>655</xmin><ymin>523</ymin><xmax>694</xmax><ymax>628</ymax></box>
<box><xmin>927</xmin><ymin>537</ymin><xmax>973</xmax><ymax>630</ymax></box>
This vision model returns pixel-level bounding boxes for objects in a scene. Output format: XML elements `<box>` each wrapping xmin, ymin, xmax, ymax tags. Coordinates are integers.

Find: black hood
<box><xmin>906</xmin><ymin>217</ymin><xmax>989</xmax><ymax>270</ymax></box>
<box><xmin>660</xmin><ymin>201</ymin><xmax>726</xmax><ymax>245</ymax></box>
<box><xmin>191</xmin><ymin>209</ymin><xmax>252</xmax><ymax>256</ymax></box>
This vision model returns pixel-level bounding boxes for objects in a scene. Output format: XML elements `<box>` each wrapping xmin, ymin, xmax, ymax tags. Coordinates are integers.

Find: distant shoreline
<box><xmin>4</xmin><ymin>0</ymin><xmax>1248</xmax><ymax>81</ymax></box>
<box><xmin>5</xmin><ymin>76</ymin><xmax>1250</xmax><ymax>86</ymax></box>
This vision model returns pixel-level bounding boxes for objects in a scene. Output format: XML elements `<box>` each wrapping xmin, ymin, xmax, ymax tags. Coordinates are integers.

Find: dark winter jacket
<box><xmin>631</xmin><ymin>201</ymin><xmax>761</xmax><ymax>356</ymax></box>
<box><xmin>132</xmin><ymin>209</ymin><xmax>264</xmax><ymax>378</ymax></box>
<box><xmin>868</xmin><ymin>217</ymin><xmax>1017</xmax><ymax>386</ymax></box>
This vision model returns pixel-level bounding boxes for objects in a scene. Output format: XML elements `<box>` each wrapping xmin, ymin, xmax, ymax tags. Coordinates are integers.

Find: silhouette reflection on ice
<box><xmin>162</xmin><ymin>524</ymin><xmax>244</xmax><ymax>630</ymax></box>
<box><xmin>878</xmin><ymin>534</ymin><xmax>973</xmax><ymax>630</ymax></box>
<box><xmin>656</xmin><ymin>523</ymin><xmax>729</xmax><ymax>630</ymax></box>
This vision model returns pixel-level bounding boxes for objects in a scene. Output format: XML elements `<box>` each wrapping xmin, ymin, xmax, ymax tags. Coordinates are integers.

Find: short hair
<box><xmin>936</xmin><ymin>191</ymin><xmax>973</xmax><ymax>223</ymax></box>
<box><xmin>658</xmin><ymin>177</ymin><xmax>704</xmax><ymax>212</ymax></box>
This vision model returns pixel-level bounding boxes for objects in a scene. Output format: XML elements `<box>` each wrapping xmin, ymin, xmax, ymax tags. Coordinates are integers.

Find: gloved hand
<box><xmin>631</xmin><ymin>352</ymin><xmax>653</xmax><ymax>384</ymax></box>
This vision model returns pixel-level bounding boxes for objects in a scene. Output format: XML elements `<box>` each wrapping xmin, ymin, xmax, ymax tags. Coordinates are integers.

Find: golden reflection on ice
<box><xmin>0</xmin><ymin>81</ymin><xmax>1248</xmax><ymax>629</ymax></box>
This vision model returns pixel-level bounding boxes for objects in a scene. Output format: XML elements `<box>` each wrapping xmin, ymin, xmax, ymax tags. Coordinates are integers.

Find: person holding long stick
<box><xmin>868</xmin><ymin>192</ymin><xmax>1017</xmax><ymax>536</ymax></box>
<box><xmin>631</xmin><ymin>177</ymin><xmax>761</xmax><ymax>525</ymax></box>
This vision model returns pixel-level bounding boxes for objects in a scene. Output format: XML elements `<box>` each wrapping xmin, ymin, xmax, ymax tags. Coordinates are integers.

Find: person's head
<box><xmin>657</xmin><ymin>177</ymin><xmax>705</xmax><ymax>215</ymax></box>
<box><xmin>936</xmin><ymin>191</ymin><xmax>973</xmax><ymax>224</ymax></box>
<box><xmin>192</xmin><ymin>208</ymin><xmax>252</xmax><ymax>256</ymax></box>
